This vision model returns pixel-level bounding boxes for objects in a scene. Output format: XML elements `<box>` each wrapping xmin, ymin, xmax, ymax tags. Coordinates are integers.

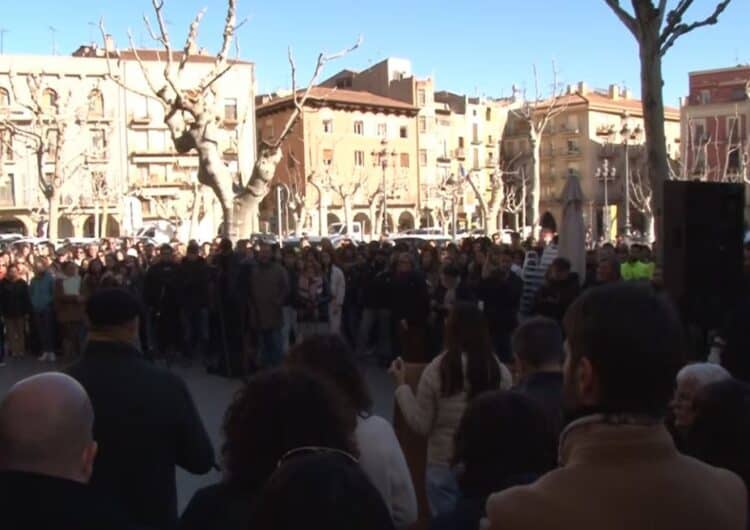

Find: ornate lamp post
<box><xmin>595</xmin><ymin>159</ymin><xmax>616</xmax><ymax>242</ymax></box>
<box><xmin>371</xmin><ymin>147</ymin><xmax>397</xmax><ymax>234</ymax></box>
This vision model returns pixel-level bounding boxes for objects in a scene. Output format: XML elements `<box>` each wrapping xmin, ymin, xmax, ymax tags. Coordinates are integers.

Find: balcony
<box><xmin>485</xmin><ymin>158</ymin><xmax>497</xmax><ymax>168</ymax></box>
<box><xmin>436</xmin><ymin>154</ymin><xmax>451</xmax><ymax>164</ymax></box>
<box><xmin>454</xmin><ymin>148</ymin><xmax>466</xmax><ymax>160</ymax></box>
<box><xmin>471</xmin><ymin>137</ymin><xmax>482</xmax><ymax>146</ymax></box>
<box><xmin>129</xmin><ymin>114</ymin><xmax>152</xmax><ymax>127</ymax></box>
<box><xmin>559</xmin><ymin>124</ymin><xmax>580</xmax><ymax>135</ymax></box>
<box><xmin>566</xmin><ymin>147</ymin><xmax>582</xmax><ymax>157</ymax></box>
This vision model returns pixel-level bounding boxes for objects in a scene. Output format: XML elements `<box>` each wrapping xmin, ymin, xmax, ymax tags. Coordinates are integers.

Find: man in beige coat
<box><xmin>486</xmin><ymin>283</ymin><xmax>747</xmax><ymax>530</ymax></box>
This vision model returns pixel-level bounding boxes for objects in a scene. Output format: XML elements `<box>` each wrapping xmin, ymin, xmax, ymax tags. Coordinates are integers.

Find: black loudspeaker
<box><xmin>663</xmin><ymin>181</ymin><xmax>746</xmax><ymax>330</ymax></box>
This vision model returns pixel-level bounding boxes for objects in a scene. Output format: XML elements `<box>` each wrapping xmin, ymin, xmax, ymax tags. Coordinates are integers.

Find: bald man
<box><xmin>0</xmin><ymin>373</ymin><xmax>131</xmax><ymax>530</ymax></box>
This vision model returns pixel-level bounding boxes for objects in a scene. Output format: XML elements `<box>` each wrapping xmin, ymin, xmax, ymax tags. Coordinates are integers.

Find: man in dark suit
<box><xmin>68</xmin><ymin>289</ymin><xmax>215</xmax><ymax>530</ymax></box>
<box><xmin>0</xmin><ymin>372</ymin><xmax>132</xmax><ymax>530</ymax></box>
<box><xmin>512</xmin><ymin>316</ymin><xmax>564</xmax><ymax>439</ymax></box>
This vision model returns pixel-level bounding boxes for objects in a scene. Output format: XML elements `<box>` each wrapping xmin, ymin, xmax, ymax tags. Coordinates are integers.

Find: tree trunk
<box><xmin>47</xmin><ymin>193</ymin><xmax>59</xmax><ymax>240</ymax></box>
<box><xmin>342</xmin><ymin>195</ymin><xmax>353</xmax><ymax>237</ymax></box>
<box><xmin>101</xmin><ymin>200</ymin><xmax>110</xmax><ymax>237</ymax></box>
<box><xmin>485</xmin><ymin>181</ymin><xmax>504</xmax><ymax>235</ymax></box>
<box><xmin>529</xmin><ymin>132</ymin><xmax>542</xmax><ymax>239</ymax></box>
<box><xmin>644</xmin><ymin>211</ymin><xmax>655</xmax><ymax>244</ymax></box>
<box><xmin>639</xmin><ymin>32</ymin><xmax>669</xmax><ymax>261</ymax></box>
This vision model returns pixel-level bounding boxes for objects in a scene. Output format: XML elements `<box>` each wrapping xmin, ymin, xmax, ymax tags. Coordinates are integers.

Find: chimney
<box><xmin>624</xmin><ymin>88</ymin><xmax>633</xmax><ymax>100</ymax></box>
<box><xmin>577</xmin><ymin>81</ymin><xmax>588</xmax><ymax>95</ymax></box>
<box><xmin>104</xmin><ymin>34</ymin><xmax>115</xmax><ymax>53</ymax></box>
<box><xmin>679</xmin><ymin>96</ymin><xmax>686</xmax><ymax>107</ymax></box>
<box><xmin>566</xmin><ymin>84</ymin><xmax>574</xmax><ymax>95</ymax></box>
<box><xmin>608</xmin><ymin>84</ymin><xmax>620</xmax><ymax>100</ymax></box>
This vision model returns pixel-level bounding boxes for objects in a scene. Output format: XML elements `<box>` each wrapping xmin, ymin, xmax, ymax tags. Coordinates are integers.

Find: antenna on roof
<box><xmin>49</xmin><ymin>26</ymin><xmax>58</xmax><ymax>55</ymax></box>
<box><xmin>0</xmin><ymin>28</ymin><xmax>8</xmax><ymax>55</ymax></box>
<box><xmin>88</xmin><ymin>21</ymin><xmax>97</xmax><ymax>45</ymax></box>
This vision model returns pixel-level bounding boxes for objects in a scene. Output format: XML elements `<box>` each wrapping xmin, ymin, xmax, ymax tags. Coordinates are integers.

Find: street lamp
<box><xmin>620</xmin><ymin>113</ymin><xmax>644</xmax><ymax>239</ymax></box>
<box><xmin>595</xmin><ymin>159</ymin><xmax>616</xmax><ymax>242</ymax></box>
<box><xmin>372</xmin><ymin>148</ymin><xmax>397</xmax><ymax>234</ymax></box>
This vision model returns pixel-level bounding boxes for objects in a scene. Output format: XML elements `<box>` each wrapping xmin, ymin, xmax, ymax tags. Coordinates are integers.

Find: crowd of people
<box><xmin>0</xmin><ymin>231</ymin><xmax>749</xmax><ymax>529</ymax></box>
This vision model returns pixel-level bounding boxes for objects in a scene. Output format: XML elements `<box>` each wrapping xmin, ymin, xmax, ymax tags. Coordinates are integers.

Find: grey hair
<box><xmin>676</xmin><ymin>363</ymin><xmax>731</xmax><ymax>388</ymax></box>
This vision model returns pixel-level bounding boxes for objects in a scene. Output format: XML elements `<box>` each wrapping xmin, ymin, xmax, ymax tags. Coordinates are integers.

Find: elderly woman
<box><xmin>671</xmin><ymin>363</ymin><xmax>731</xmax><ymax>433</ymax></box>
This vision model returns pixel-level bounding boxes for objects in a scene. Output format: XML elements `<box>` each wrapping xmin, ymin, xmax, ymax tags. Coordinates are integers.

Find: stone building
<box><xmin>256</xmin><ymin>87</ymin><xmax>419</xmax><ymax>236</ymax></box>
<box><xmin>0</xmin><ymin>43</ymin><xmax>255</xmax><ymax>239</ymax></box>
<box><xmin>503</xmin><ymin>83</ymin><xmax>681</xmax><ymax>239</ymax></box>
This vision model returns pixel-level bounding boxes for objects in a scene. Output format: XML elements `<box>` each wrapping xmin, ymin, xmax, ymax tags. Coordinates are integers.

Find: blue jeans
<box><xmin>33</xmin><ymin>307</ymin><xmax>55</xmax><ymax>353</ymax></box>
<box><xmin>258</xmin><ymin>328</ymin><xmax>283</xmax><ymax>368</ymax></box>
<box><xmin>425</xmin><ymin>464</ymin><xmax>460</xmax><ymax>517</ymax></box>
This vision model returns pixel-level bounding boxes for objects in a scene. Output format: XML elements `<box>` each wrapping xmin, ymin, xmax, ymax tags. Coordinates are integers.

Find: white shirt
<box><xmin>355</xmin><ymin>415</ymin><xmax>418</xmax><ymax>529</ymax></box>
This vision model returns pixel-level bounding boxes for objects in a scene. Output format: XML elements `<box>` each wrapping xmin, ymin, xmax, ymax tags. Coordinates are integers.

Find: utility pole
<box><xmin>0</xmin><ymin>28</ymin><xmax>8</xmax><ymax>55</ymax></box>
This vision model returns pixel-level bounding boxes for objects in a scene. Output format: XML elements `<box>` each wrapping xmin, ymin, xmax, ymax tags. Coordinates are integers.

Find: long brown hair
<box><xmin>439</xmin><ymin>302</ymin><xmax>501</xmax><ymax>399</ymax></box>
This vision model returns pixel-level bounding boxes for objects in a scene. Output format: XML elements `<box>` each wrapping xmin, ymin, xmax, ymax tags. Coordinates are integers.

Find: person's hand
<box><xmin>389</xmin><ymin>357</ymin><xmax>407</xmax><ymax>386</ymax></box>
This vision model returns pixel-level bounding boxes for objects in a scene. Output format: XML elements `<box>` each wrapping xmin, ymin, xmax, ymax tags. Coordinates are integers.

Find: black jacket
<box><xmin>390</xmin><ymin>271</ymin><xmax>430</xmax><ymax>326</ymax></box>
<box><xmin>0</xmin><ymin>278</ymin><xmax>31</xmax><ymax>318</ymax></box>
<box><xmin>67</xmin><ymin>340</ymin><xmax>215</xmax><ymax>530</ymax></box>
<box><xmin>179</xmin><ymin>257</ymin><xmax>211</xmax><ymax>311</ymax></box>
<box><xmin>514</xmin><ymin>371</ymin><xmax>564</xmax><ymax>439</ymax></box>
<box><xmin>179</xmin><ymin>483</ymin><xmax>250</xmax><ymax>530</ymax></box>
<box><xmin>144</xmin><ymin>261</ymin><xmax>180</xmax><ymax>313</ymax></box>
<box><xmin>532</xmin><ymin>274</ymin><xmax>581</xmax><ymax>323</ymax></box>
<box><xmin>0</xmin><ymin>470</ymin><xmax>136</xmax><ymax>530</ymax></box>
<box><xmin>478</xmin><ymin>271</ymin><xmax>523</xmax><ymax>334</ymax></box>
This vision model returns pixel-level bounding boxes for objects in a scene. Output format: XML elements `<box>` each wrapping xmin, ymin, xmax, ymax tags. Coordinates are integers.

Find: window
<box><xmin>353</xmin><ymin>120</ymin><xmax>364</xmax><ymax>135</ymax></box>
<box><xmin>728</xmin><ymin>149</ymin><xmax>741</xmax><ymax>173</ymax></box>
<box><xmin>224</xmin><ymin>98</ymin><xmax>238</xmax><ymax>122</ymax></box>
<box><xmin>699</xmin><ymin>89</ymin><xmax>711</xmax><ymax>104</ymax></box>
<box><xmin>45</xmin><ymin>129</ymin><xmax>59</xmax><ymax>158</ymax></box>
<box><xmin>0</xmin><ymin>173</ymin><xmax>14</xmax><ymax>206</ymax></box>
<box><xmin>354</xmin><ymin>150</ymin><xmax>365</xmax><ymax>167</ymax></box>
<box><xmin>458</xmin><ymin>136</ymin><xmax>465</xmax><ymax>149</ymax></box>
<box><xmin>727</xmin><ymin>116</ymin><xmax>740</xmax><ymax>142</ymax></box>
<box><xmin>377</xmin><ymin>123</ymin><xmax>387</xmax><ymax>138</ymax></box>
<box><xmin>400</xmin><ymin>153</ymin><xmax>410</xmax><ymax>168</ymax></box>
<box><xmin>473</xmin><ymin>148</ymin><xmax>480</xmax><ymax>170</ymax></box>
<box><xmin>472</xmin><ymin>124</ymin><xmax>479</xmax><ymax>143</ymax></box>
<box><xmin>487</xmin><ymin>134</ymin><xmax>494</xmax><ymax>145</ymax></box>
<box><xmin>149</xmin><ymin>164</ymin><xmax>167</xmax><ymax>184</ymax></box>
<box><xmin>417</xmin><ymin>88</ymin><xmax>426</xmax><ymax>107</ymax></box>
<box><xmin>692</xmin><ymin>119</ymin><xmax>707</xmax><ymax>145</ymax></box>
<box><xmin>399</xmin><ymin>126</ymin><xmax>408</xmax><ymax>139</ymax></box>
<box><xmin>486</xmin><ymin>108</ymin><xmax>492</xmax><ymax>121</ymax></box>
<box><xmin>472</xmin><ymin>109</ymin><xmax>477</xmax><ymax>117</ymax></box>
<box><xmin>0</xmin><ymin>129</ymin><xmax>12</xmax><ymax>161</ymax></box>
<box><xmin>263</xmin><ymin>124</ymin><xmax>275</xmax><ymax>141</ymax></box>
<box><xmin>0</xmin><ymin>87</ymin><xmax>10</xmax><ymax>107</ymax></box>
<box><xmin>567</xmin><ymin>139</ymin><xmax>580</xmax><ymax>154</ymax></box>
<box><xmin>418</xmin><ymin>116</ymin><xmax>427</xmax><ymax>134</ymax></box>
<box><xmin>88</xmin><ymin>90</ymin><xmax>104</xmax><ymax>117</ymax></box>
<box><xmin>41</xmin><ymin>88</ymin><xmax>58</xmax><ymax>113</ymax></box>
<box><xmin>148</xmin><ymin>129</ymin><xmax>166</xmax><ymax>152</ymax></box>
<box><xmin>323</xmin><ymin>120</ymin><xmax>334</xmax><ymax>134</ymax></box>
<box><xmin>323</xmin><ymin>149</ymin><xmax>333</xmax><ymax>166</ymax></box>
<box><xmin>567</xmin><ymin>114</ymin><xmax>579</xmax><ymax>132</ymax></box>
<box><xmin>419</xmin><ymin>149</ymin><xmax>428</xmax><ymax>167</ymax></box>
<box><xmin>90</xmin><ymin>129</ymin><xmax>107</xmax><ymax>158</ymax></box>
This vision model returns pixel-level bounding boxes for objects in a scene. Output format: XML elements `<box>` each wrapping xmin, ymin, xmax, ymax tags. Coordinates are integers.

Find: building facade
<box><xmin>681</xmin><ymin>65</ymin><xmax>750</xmax><ymax>182</ymax></box>
<box><xmin>0</xmin><ymin>44</ymin><xmax>255</xmax><ymax>239</ymax></box>
<box><xmin>503</xmin><ymin>83</ymin><xmax>681</xmax><ymax>239</ymax></box>
<box><xmin>256</xmin><ymin>87</ymin><xmax>419</xmax><ymax>236</ymax></box>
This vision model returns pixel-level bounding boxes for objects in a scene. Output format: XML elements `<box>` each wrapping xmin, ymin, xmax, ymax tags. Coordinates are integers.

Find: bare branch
<box><xmin>272</xmin><ymin>35</ymin><xmax>362</xmax><ymax>150</ymax></box>
<box><xmin>197</xmin><ymin>0</ymin><xmax>238</xmax><ymax>92</ymax></box>
<box><xmin>603</xmin><ymin>0</ymin><xmax>638</xmax><ymax>37</ymax></box>
<box><xmin>660</xmin><ymin>0</ymin><xmax>733</xmax><ymax>56</ymax></box>
<box><xmin>178</xmin><ymin>8</ymin><xmax>206</xmax><ymax>74</ymax></box>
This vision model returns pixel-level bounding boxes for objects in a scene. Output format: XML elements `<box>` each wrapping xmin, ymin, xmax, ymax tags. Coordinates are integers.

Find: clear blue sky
<box><xmin>1</xmin><ymin>0</ymin><xmax>748</xmax><ymax>106</ymax></box>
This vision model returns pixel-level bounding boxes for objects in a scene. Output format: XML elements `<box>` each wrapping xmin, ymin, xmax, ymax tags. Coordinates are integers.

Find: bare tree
<box><xmin>101</xmin><ymin>0</ymin><xmax>359</xmax><ymax>240</ymax></box>
<box><xmin>603</xmin><ymin>0</ymin><xmax>734</xmax><ymax>255</ymax></box>
<box><xmin>0</xmin><ymin>72</ymin><xmax>101</xmax><ymax>239</ymax></box>
<box><xmin>511</xmin><ymin>65</ymin><xmax>567</xmax><ymax>238</ymax></box>
<box><xmin>332</xmin><ymin>171</ymin><xmax>367</xmax><ymax>237</ymax></box>
<box><xmin>465</xmin><ymin>153</ymin><xmax>522</xmax><ymax>235</ymax></box>
<box><xmin>502</xmin><ymin>166</ymin><xmax>531</xmax><ymax>230</ymax></box>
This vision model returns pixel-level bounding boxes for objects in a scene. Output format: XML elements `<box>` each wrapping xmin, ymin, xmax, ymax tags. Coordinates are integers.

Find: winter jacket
<box><xmin>0</xmin><ymin>279</ymin><xmax>31</xmax><ymax>318</ymax></box>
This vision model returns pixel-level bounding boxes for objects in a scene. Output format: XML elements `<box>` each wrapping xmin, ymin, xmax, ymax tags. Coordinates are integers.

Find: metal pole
<box><xmin>623</xmin><ymin>138</ymin><xmax>631</xmax><ymax>239</ymax></box>
<box><xmin>276</xmin><ymin>186</ymin><xmax>282</xmax><ymax>241</ymax></box>
<box><xmin>451</xmin><ymin>191</ymin><xmax>457</xmax><ymax>240</ymax></box>
<box><xmin>603</xmin><ymin>166</ymin><xmax>610</xmax><ymax>242</ymax></box>
<box><xmin>381</xmin><ymin>159</ymin><xmax>387</xmax><ymax>234</ymax></box>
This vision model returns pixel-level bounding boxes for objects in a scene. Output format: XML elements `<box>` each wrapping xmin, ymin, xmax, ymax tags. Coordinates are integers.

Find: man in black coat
<box><xmin>0</xmin><ymin>372</ymin><xmax>134</xmax><ymax>530</ymax></box>
<box><xmin>390</xmin><ymin>252</ymin><xmax>430</xmax><ymax>363</ymax></box>
<box><xmin>478</xmin><ymin>249</ymin><xmax>523</xmax><ymax>363</ymax></box>
<box><xmin>179</xmin><ymin>242</ymin><xmax>211</xmax><ymax>363</ymax></box>
<box><xmin>144</xmin><ymin>244</ymin><xmax>181</xmax><ymax>359</ymax></box>
<box><xmin>512</xmin><ymin>316</ymin><xmax>565</xmax><ymax>439</ymax></box>
<box><xmin>68</xmin><ymin>289</ymin><xmax>215</xmax><ymax>530</ymax></box>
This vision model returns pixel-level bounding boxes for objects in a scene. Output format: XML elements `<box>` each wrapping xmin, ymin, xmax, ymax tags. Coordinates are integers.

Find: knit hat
<box><xmin>86</xmin><ymin>288</ymin><xmax>142</xmax><ymax>328</ymax></box>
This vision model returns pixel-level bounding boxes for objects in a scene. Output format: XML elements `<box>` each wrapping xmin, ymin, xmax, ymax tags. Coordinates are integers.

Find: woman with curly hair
<box><xmin>179</xmin><ymin>368</ymin><xmax>356</xmax><ymax>530</ymax></box>
<box><xmin>287</xmin><ymin>334</ymin><xmax>417</xmax><ymax>528</ymax></box>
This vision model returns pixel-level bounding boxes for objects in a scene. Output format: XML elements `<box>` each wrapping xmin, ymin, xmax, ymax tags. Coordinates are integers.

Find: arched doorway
<box><xmin>0</xmin><ymin>218</ymin><xmax>27</xmax><ymax>235</ymax></box>
<box><xmin>327</xmin><ymin>212</ymin><xmax>341</xmax><ymax>227</ymax></box>
<box><xmin>353</xmin><ymin>212</ymin><xmax>371</xmax><ymax>235</ymax></box>
<box><xmin>541</xmin><ymin>211</ymin><xmax>557</xmax><ymax>233</ymax></box>
<box><xmin>420</xmin><ymin>210</ymin><xmax>435</xmax><ymax>229</ymax></box>
<box><xmin>398</xmin><ymin>211</ymin><xmax>415</xmax><ymax>232</ymax></box>
<box><xmin>84</xmin><ymin>215</ymin><xmax>122</xmax><ymax>238</ymax></box>
<box><xmin>58</xmin><ymin>217</ymin><xmax>75</xmax><ymax>238</ymax></box>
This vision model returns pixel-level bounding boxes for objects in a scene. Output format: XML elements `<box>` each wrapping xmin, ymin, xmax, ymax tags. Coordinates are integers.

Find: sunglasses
<box><xmin>277</xmin><ymin>446</ymin><xmax>358</xmax><ymax>469</ymax></box>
